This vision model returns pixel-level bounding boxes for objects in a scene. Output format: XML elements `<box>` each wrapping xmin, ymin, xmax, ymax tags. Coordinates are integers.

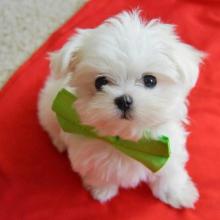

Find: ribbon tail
<box><xmin>112</xmin><ymin>145</ymin><xmax>169</xmax><ymax>172</ymax></box>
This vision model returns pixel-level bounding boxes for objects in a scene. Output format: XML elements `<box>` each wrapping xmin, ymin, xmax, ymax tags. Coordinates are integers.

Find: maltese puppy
<box><xmin>38</xmin><ymin>10</ymin><xmax>204</xmax><ymax>208</ymax></box>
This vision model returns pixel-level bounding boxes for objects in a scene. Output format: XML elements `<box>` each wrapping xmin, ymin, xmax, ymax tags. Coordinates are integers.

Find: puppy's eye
<box><xmin>143</xmin><ymin>75</ymin><xmax>157</xmax><ymax>88</ymax></box>
<box><xmin>95</xmin><ymin>76</ymin><xmax>109</xmax><ymax>91</ymax></box>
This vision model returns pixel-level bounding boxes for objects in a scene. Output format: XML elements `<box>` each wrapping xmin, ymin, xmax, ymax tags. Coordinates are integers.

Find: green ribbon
<box><xmin>52</xmin><ymin>89</ymin><xmax>170</xmax><ymax>172</ymax></box>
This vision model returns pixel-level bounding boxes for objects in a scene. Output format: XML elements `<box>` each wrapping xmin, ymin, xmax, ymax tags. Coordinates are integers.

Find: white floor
<box><xmin>0</xmin><ymin>0</ymin><xmax>87</xmax><ymax>88</ymax></box>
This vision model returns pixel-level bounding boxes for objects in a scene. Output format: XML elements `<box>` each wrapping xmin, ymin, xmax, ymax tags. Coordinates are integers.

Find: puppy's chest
<box><xmin>63</xmin><ymin>133</ymin><xmax>149</xmax><ymax>186</ymax></box>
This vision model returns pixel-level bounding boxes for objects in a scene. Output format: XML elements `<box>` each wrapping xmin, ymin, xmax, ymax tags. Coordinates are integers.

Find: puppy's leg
<box><xmin>83</xmin><ymin>181</ymin><xmax>119</xmax><ymax>203</ymax></box>
<box><xmin>51</xmin><ymin>132</ymin><xmax>66</xmax><ymax>153</ymax></box>
<box><xmin>38</xmin><ymin>102</ymin><xmax>66</xmax><ymax>153</ymax></box>
<box><xmin>40</xmin><ymin>115</ymin><xmax>66</xmax><ymax>153</ymax></box>
<box><xmin>38</xmin><ymin>83</ymin><xmax>67</xmax><ymax>153</ymax></box>
<box><xmin>67</xmin><ymin>144</ymin><xmax>119</xmax><ymax>202</ymax></box>
<box><xmin>148</xmin><ymin>161</ymin><xmax>199</xmax><ymax>209</ymax></box>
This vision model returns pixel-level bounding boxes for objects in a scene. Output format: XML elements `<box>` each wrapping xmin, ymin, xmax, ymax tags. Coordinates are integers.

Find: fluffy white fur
<box><xmin>38</xmin><ymin>11</ymin><xmax>204</xmax><ymax>208</ymax></box>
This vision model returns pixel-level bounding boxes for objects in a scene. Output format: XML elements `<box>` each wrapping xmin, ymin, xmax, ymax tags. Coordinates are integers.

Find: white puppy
<box><xmin>38</xmin><ymin>10</ymin><xmax>204</xmax><ymax>208</ymax></box>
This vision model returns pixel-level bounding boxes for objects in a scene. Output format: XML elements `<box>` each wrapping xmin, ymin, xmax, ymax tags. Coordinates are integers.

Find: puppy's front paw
<box><xmin>151</xmin><ymin>178</ymin><xmax>199</xmax><ymax>209</ymax></box>
<box><xmin>89</xmin><ymin>185</ymin><xmax>118</xmax><ymax>203</ymax></box>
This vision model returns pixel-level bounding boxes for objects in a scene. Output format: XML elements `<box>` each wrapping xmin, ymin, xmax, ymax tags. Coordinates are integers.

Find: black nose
<box><xmin>114</xmin><ymin>95</ymin><xmax>133</xmax><ymax>112</ymax></box>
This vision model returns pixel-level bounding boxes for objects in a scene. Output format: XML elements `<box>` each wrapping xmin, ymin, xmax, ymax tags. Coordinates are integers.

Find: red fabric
<box><xmin>0</xmin><ymin>0</ymin><xmax>219</xmax><ymax>219</ymax></box>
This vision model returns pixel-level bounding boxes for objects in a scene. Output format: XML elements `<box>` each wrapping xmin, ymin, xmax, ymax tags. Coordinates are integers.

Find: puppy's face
<box><xmin>73</xmin><ymin>53</ymin><xmax>182</xmax><ymax>139</ymax></box>
<box><xmin>52</xmin><ymin>11</ymin><xmax>204</xmax><ymax>138</ymax></box>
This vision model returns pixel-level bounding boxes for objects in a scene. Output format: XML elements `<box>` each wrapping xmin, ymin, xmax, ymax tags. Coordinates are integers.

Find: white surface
<box><xmin>0</xmin><ymin>0</ymin><xmax>87</xmax><ymax>88</ymax></box>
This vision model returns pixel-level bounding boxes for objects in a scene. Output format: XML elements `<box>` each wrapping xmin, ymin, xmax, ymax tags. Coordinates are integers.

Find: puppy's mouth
<box><xmin>120</xmin><ymin>111</ymin><xmax>132</xmax><ymax>120</ymax></box>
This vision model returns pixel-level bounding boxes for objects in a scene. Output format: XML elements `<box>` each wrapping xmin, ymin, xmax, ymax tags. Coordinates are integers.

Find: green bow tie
<box><xmin>52</xmin><ymin>89</ymin><xmax>170</xmax><ymax>172</ymax></box>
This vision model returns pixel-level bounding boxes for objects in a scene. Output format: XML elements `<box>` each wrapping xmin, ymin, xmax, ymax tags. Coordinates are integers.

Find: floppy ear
<box><xmin>171</xmin><ymin>42</ymin><xmax>206</xmax><ymax>93</ymax></box>
<box><xmin>49</xmin><ymin>29</ymin><xmax>89</xmax><ymax>79</ymax></box>
<box><xmin>145</xmin><ymin>19</ymin><xmax>206</xmax><ymax>94</ymax></box>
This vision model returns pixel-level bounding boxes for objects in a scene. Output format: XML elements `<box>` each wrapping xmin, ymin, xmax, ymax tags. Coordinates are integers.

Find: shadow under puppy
<box><xmin>38</xmin><ymin>10</ymin><xmax>205</xmax><ymax>208</ymax></box>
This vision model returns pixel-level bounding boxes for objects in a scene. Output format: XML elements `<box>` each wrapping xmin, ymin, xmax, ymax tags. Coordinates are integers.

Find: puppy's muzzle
<box><xmin>114</xmin><ymin>95</ymin><xmax>133</xmax><ymax>119</ymax></box>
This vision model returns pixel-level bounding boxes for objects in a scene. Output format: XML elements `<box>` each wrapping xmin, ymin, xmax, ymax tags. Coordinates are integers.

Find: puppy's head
<box><xmin>50</xmin><ymin>11</ymin><xmax>205</xmax><ymax>138</ymax></box>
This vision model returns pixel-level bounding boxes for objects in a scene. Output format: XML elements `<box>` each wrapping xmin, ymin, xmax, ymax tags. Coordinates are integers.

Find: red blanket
<box><xmin>0</xmin><ymin>0</ymin><xmax>219</xmax><ymax>219</ymax></box>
